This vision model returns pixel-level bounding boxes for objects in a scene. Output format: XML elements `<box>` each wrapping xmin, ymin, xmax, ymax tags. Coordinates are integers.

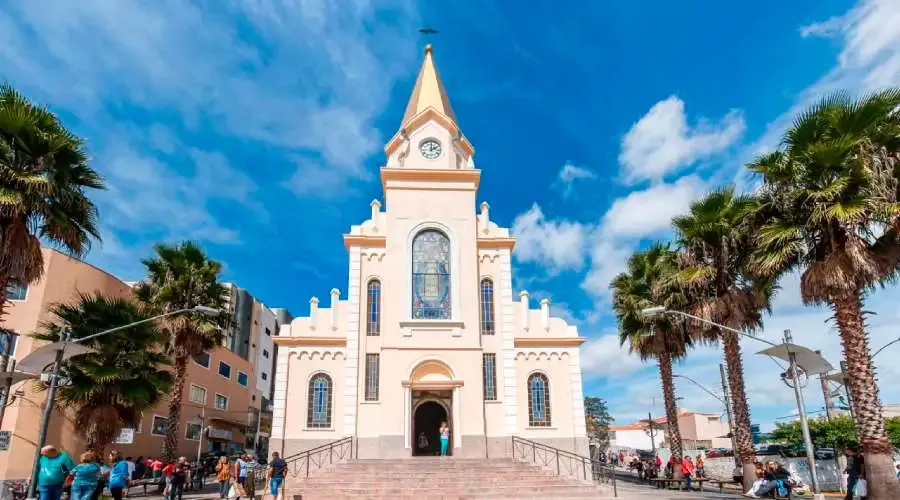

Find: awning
<box><xmin>756</xmin><ymin>343</ymin><xmax>833</xmax><ymax>375</ymax></box>
<box><xmin>16</xmin><ymin>342</ymin><xmax>96</xmax><ymax>375</ymax></box>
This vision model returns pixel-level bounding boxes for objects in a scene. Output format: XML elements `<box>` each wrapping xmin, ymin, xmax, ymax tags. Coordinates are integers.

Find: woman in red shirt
<box><xmin>681</xmin><ymin>456</ymin><xmax>695</xmax><ymax>490</ymax></box>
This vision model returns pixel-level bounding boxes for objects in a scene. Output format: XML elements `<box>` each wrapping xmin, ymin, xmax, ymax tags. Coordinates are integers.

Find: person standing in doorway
<box><xmin>439</xmin><ymin>421</ymin><xmax>450</xmax><ymax>457</ymax></box>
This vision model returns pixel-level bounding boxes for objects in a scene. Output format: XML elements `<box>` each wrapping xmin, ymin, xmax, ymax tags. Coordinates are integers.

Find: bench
<box><xmin>648</xmin><ymin>477</ymin><xmax>727</xmax><ymax>492</ymax></box>
<box><xmin>128</xmin><ymin>478</ymin><xmax>164</xmax><ymax>496</ymax></box>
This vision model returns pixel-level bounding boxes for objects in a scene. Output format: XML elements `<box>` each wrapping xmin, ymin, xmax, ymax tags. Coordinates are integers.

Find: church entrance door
<box><xmin>412</xmin><ymin>397</ymin><xmax>451</xmax><ymax>456</ymax></box>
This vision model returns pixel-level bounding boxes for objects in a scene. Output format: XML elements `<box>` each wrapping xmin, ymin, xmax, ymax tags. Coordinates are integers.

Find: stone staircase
<box><xmin>285</xmin><ymin>457</ymin><xmax>614</xmax><ymax>499</ymax></box>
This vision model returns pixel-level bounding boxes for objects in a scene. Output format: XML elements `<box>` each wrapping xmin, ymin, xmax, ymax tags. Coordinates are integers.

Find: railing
<box><xmin>511</xmin><ymin>436</ymin><xmax>617</xmax><ymax>497</ymax></box>
<box><xmin>276</xmin><ymin>436</ymin><xmax>355</xmax><ymax>479</ymax></box>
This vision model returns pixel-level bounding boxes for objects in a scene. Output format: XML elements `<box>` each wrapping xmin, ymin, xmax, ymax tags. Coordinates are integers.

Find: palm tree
<box><xmin>0</xmin><ymin>83</ymin><xmax>104</xmax><ymax>394</ymax></box>
<box><xmin>749</xmin><ymin>89</ymin><xmax>900</xmax><ymax>498</ymax></box>
<box><xmin>32</xmin><ymin>293</ymin><xmax>173</xmax><ymax>454</ymax></box>
<box><xmin>134</xmin><ymin>241</ymin><xmax>229</xmax><ymax>460</ymax></box>
<box><xmin>610</xmin><ymin>243</ymin><xmax>692</xmax><ymax>479</ymax></box>
<box><xmin>671</xmin><ymin>186</ymin><xmax>774</xmax><ymax>491</ymax></box>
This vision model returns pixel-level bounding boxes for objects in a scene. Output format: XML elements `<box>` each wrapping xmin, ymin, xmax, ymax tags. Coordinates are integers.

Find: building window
<box><xmin>527</xmin><ymin>373</ymin><xmax>551</xmax><ymax>427</ymax></box>
<box><xmin>364</xmin><ymin>354</ymin><xmax>379</xmax><ymax>401</ymax></box>
<box><xmin>194</xmin><ymin>352</ymin><xmax>210</xmax><ymax>368</ymax></box>
<box><xmin>366</xmin><ymin>280</ymin><xmax>381</xmax><ymax>336</ymax></box>
<box><xmin>189</xmin><ymin>385</ymin><xmax>207</xmax><ymax>404</ymax></box>
<box><xmin>482</xmin><ymin>353</ymin><xmax>497</xmax><ymax>401</ymax></box>
<box><xmin>151</xmin><ymin>416</ymin><xmax>168</xmax><ymax>436</ymax></box>
<box><xmin>261</xmin><ymin>372</ymin><xmax>267</xmax><ymax>381</ymax></box>
<box><xmin>307</xmin><ymin>373</ymin><xmax>332</xmax><ymax>428</ymax></box>
<box><xmin>218</xmin><ymin>361</ymin><xmax>231</xmax><ymax>379</ymax></box>
<box><xmin>237</xmin><ymin>372</ymin><xmax>248</xmax><ymax>387</ymax></box>
<box><xmin>215</xmin><ymin>394</ymin><xmax>229</xmax><ymax>410</ymax></box>
<box><xmin>411</xmin><ymin>229</ymin><xmax>451</xmax><ymax>319</ymax></box>
<box><xmin>0</xmin><ymin>331</ymin><xmax>19</xmax><ymax>357</ymax></box>
<box><xmin>185</xmin><ymin>422</ymin><xmax>202</xmax><ymax>441</ymax></box>
<box><xmin>263</xmin><ymin>349</ymin><xmax>269</xmax><ymax>359</ymax></box>
<box><xmin>6</xmin><ymin>282</ymin><xmax>27</xmax><ymax>301</ymax></box>
<box><xmin>479</xmin><ymin>278</ymin><xmax>495</xmax><ymax>335</ymax></box>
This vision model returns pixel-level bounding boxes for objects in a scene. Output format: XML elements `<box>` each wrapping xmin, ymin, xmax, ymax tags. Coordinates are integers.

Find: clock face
<box><xmin>419</xmin><ymin>139</ymin><xmax>442</xmax><ymax>159</ymax></box>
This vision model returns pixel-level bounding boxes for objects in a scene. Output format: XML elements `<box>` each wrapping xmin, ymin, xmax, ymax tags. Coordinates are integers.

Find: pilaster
<box><xmin>343</xmin><ymin>247</ymin><xmax>362</xmax><ymax>435</ymax></box>
<box><xmin>498</xmin><ymin>249</ymin><xmax>518</xmax><ymax>433</ymax></box>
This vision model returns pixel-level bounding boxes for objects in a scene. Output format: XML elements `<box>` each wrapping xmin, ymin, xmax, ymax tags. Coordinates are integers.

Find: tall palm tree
<box><xmin>33</xmin><ymin>293</ymin><xmax>173</xmax><ymax>454</ymax></box>
<box><xmin>671</xmin><ymin>186</ymin><xmax>774</xmax><ymax>491</ymax></box>
<box><xmin>610</xmin><ymin>243</ymin><xmax>692</xmax><ymax>479</ymax></box>
<box><xmin>749</xmin><ymin>89</ymin><xmax>900</xmax><ymax>498</ymax></box>
<box><xmin>133</xmin><ymin>241</ymin><xmax>229</xmax><ymax>460</ymax></box>
<box><xmin>0</xmin><ymin>83</ymin><xmax>104</xmax><ymax>395</ymax></box>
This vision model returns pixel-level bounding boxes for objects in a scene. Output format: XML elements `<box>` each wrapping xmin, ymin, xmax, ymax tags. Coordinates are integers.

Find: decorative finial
<box><xmin>424</xmin><ymin>43</ymin><xmax>433</xmax><ymax>55</ymax></box>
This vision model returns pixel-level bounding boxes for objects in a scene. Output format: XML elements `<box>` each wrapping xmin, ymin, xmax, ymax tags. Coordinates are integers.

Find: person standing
<box><xmin>267</xmin><ymin>452</ymin><xmax>286</xmax><ymax>499</ymax></box>
<box><xmin>681</xmin><ymin>455</ymin><xmax>695</xmax><ymax>491</ymax></box>
<box><xmin>69</xmin><ymin>452</ymin><xmax>102</xmax><ymax>500</ymax></box>
<box><xmin>844</xmin><ymin>446</ymin><xmax>865</xmax><ymax>500</ymax></box>
<box><xmin>107</xmin><ymin>450</ymin><xmax>131</xmax><ymax>500</ymax></box>
<box><xmin>438</xmin><ymin>421</ymin><xmax>450</xmax><ymax>457</ymax></box>
<box><xmin>168</xmin><ymin>462</ymin><xmax>187</xmax><ymax>500</ymax></box>
<box><xmin>214</xmin><ymin>457</ymin><xmax>231</xmax><ymax>499</ymax></box>
<box><xmin>234</xmin><ymin>454</ymin><xmax>251</xmax><ymax>488</ymax></box>
<box><xmin>151</xmin><ymin>458</ymin><xmax>163</xmax><ymax>478</ymax></box>
<box><xmin>37</xmin><ymin>445</ymin><xmax>76</xmax><ymax>500</ymax></box>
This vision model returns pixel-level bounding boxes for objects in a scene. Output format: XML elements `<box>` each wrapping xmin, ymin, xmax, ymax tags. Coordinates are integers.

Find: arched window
<box><xmin>411</xmin><ymin>229</ymin><xmax>451</xmax><ymax>319</ymax></box>
<box><xmin>527</xmin><ymin>373</ymin><xmax>551</xmax><ymax>427</ymax></box>
<box><xmin>479</xmin><ymin>278</ymin><xmax>495</xmax><ymax>335</ymax></box>
<box><xmin>366</xmin><ymin>279</ymin><xmax>381</xmax><ymax>336</ymax></box>
<box><xmin>307</xmin><ymin>373</ymin><xmax>333</xmax><ymax>428</ymax></box>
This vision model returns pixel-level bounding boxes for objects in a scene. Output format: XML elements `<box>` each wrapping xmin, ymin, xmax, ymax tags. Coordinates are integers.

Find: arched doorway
<box><xmin>413</xmin><ymin>401</ymin><xmax>449</xmax><ymax>456</ymax></box>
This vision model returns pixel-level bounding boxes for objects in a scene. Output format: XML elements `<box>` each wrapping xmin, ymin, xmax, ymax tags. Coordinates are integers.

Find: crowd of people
<box><xmin>33</xmin><ymin>445</ymin><xmax>289</xmax><ymax>500</ymax></box>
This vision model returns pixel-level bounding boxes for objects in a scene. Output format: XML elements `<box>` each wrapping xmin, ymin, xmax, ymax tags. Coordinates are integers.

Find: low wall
<box><xmin>702</xmin><ymin>456</ymin><xmax>842</xmax><ymax>492</ymax></box>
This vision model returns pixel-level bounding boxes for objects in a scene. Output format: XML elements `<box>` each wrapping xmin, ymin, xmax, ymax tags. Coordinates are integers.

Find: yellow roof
<box><xmin>400</xmin><ymin>44</ymin><xmax>458</xmax><ymax>130</ymax></box>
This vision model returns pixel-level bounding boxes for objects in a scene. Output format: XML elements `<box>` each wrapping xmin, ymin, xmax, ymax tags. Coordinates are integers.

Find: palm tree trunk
<box><xmin>163</xmin><ymin>356</ymin><xmax>188</xmax><ymax>461</ymax></box>
<box><xmin>658</xmin><ymin>350</ymin><xmax>683</xmax><ymax>480</ymax></box>
<box><xmin>833</xmin><ymin>292</ymin><xmax>900</xmax><ymax>499</ymax></box>
<box><xmin>721</xmin><ymin>330</ymin><xmax>757</xmax><ymax>493</ymax></box>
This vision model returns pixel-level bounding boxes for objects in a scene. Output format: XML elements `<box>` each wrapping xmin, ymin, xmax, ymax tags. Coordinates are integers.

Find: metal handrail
<box><xmin>274</xmin><ymin>436</ymin><xmax>355</xmax><ymax>479</ymax></box>
<box><xmin>511</xmin><ymin>435</ymin><xmax>617</xmax><ymax>497</ymax></box>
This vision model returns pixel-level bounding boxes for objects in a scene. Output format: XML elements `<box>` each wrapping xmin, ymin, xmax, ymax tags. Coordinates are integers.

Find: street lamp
<box><xmin>871</xmin><ymin>335</ymin><xmax>900</xmax><ymax>359</ymax></box>
<box><xmin>25</xmin><ymin>305</ymin><xmax>220</xmax><ymax>499</ymax></box>
<box><xmin>673</xmin><ymin>373</ymin><xmax>725</xmax><ymax>405</ymax></box>
<box><xmin>640</xmin><ymin>305</ymin><xmax>828</xmax><ymax>500</ymax></box>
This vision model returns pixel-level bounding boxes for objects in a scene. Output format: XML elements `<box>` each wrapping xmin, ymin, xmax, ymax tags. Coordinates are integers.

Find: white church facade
<box><xmin>270</xmin><ymin>45</ymin><xmax>589</xmax><ymax>459</ymax></box>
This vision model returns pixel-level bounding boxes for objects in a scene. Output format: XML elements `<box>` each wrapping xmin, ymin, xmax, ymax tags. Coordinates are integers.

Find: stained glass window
<box><xmin>307</xmin><ymin>373</ymin><xmax>332</xmax><ymax>428</ymax></box>
<box><xmin>480</xmin><ymin>278</ymin><xmax>495</xmax><ymax>334</ymax></box>
<box><xmin>411</xmin><ymin>230</ymin><xmax>452</xmax><ymax>319</ymax></box>
<box><xmin>528</xmin><ymin>373</ymin><xmax>551</xmax><ymax>427</ymax></box>
<box><xmin>367</xmin><ymin>280</ymin><xmax>381</xmax><ymax>336</ymax></box>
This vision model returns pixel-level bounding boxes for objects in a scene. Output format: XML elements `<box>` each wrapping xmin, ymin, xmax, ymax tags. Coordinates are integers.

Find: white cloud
<box><xmin>511</xmin><ymin>204</ymin><xmax>588</xmax><ymax>273</ymax></box>
<box><xmin>581</xmin><ymin>333</ymin><xmax>646</xmax><ymax>380</ymax></box>
<box><xmin>601</xmin><ymin>175</ymin><xmax>705</xmax><ymax>239</ymax></box>
<box><xmin>619</xmin><ymin>96</ymin><xmax>745</xmax><ymax>184</ymax></box>
<box><xmin>0</xmin><ymin>0</ymin><xmax>417</xmax><ymax>196</ymax></box>
<box><xmin>736</xmin><ymin>0</ymin><xmax>900</xmax><ymax>190</ymax></box>
<box><xmin>554</xmin><ymin>163</ymin><xmax>596</xmax><ymax>197</ymax></box>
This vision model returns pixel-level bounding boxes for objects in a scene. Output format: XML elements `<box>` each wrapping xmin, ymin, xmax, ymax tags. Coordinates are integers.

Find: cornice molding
<box><xmin>514</xmin><ymin>337</ymin><xmax>586</xmax><ymax>348</ymax></box>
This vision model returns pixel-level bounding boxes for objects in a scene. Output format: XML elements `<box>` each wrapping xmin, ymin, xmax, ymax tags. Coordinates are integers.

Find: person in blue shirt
<box><xmin>267</xmin><ymin>452</ymin><xmax>286</xmax><ymax>498</ymax></box>
<box><xmin>37</xmin><ymin>445</ymin><xmax>76</xmax><ymax>500</ymax></box>
<box><xmin>69</xmin><ymin>451</ymin><xmax>102</xmax><ymax>500</ymax></box>
<box><xmin>106</xmin><ymin>450</ymin><xmax>131</xmax><ymax>500</ymax></box>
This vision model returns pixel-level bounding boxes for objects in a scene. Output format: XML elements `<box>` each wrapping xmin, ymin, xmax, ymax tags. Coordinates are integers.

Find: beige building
<box><xmin>271</xmin><ymin>45</ymin><xmax>589</xmax><ymax>459</ymax></box>
<box><xmin>0</xmin><ymin>249</ymin><xmax>280</xmax><ymax>480</ymax></box>
<box><xmin>655</xmin><ymin>409</ymin><xmax>732</xmax><ymax>449</ymax></box>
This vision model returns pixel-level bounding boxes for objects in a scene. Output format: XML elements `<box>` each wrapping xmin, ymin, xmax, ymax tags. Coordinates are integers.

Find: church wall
<box><xmin>514</xmin><ymin>350</ymin><xmax>587</xmax><ymax>455</ymax></box>
<box><xmin>270</xmin><ymin>347</ymin><xmax>347</xmax><ymax>457</ymax></box>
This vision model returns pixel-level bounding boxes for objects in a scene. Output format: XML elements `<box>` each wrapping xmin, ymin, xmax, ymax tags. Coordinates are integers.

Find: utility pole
<box><xmin>816</xmin><ymin>350</ymin><xmax>836</xmax><ymax>420</ymax></box>
<box><xmin>196</xmin><ymin>404</ymin><xmax>206</xmax><ymax>462</ymax></box>
<box><xmin>719</xmin><ymin>364</ymin><xmax>739</xmax><ymax>466</ymax></box>
<box><xmin>839</xmin><ymin>361</ymin><xmax>855</xmax><ymax>422</ymax></box>
<box><xmin>647</xmin><ymin>411</ymin><xmax>656</xmax><ymax>454</ymax></box>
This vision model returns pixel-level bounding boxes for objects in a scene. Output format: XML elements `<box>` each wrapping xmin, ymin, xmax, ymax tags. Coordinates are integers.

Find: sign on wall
<box><xmin>0</xmin><ymin>430</ymin><xmax>11</xmax><ymax>451</ymax></box>
<box><xmin>113</xmin><ymin>428</ymin><xmax>135</xmax><ymax>445</ymax></box>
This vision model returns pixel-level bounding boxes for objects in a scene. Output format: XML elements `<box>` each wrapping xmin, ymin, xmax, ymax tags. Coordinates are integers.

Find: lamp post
<box><xmin>640</xmin><ymin>305</ymin><xmax>828</xmax><ymax>500</ymax></box>
<box><xmin>26</xmin><ymin>305</ymin><xmax>220</xmax><ymax>499</ymax></box>
<box><xmin>674</xmin><ymin>370</ymin><xmax>738</xmax><ymax>463</ymax></box>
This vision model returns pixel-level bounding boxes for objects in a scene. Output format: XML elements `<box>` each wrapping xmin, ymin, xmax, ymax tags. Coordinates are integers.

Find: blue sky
<box><xmin>2</xmin><ymin>0</ymin><xmax>899</xmax><ymax>431</ymax></box>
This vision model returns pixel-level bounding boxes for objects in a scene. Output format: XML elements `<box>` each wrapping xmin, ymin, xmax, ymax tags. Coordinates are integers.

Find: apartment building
<box><xmin>0</xmin><ymin>249</ymin><xmax>285</xmax><ymax>480</ymax></box>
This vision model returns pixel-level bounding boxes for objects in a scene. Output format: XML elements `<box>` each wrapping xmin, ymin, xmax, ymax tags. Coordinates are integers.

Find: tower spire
<box><xmin>400</xmin><ymin>44</ymin><xmax>458</xmax><ymax>131</ymax></box>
